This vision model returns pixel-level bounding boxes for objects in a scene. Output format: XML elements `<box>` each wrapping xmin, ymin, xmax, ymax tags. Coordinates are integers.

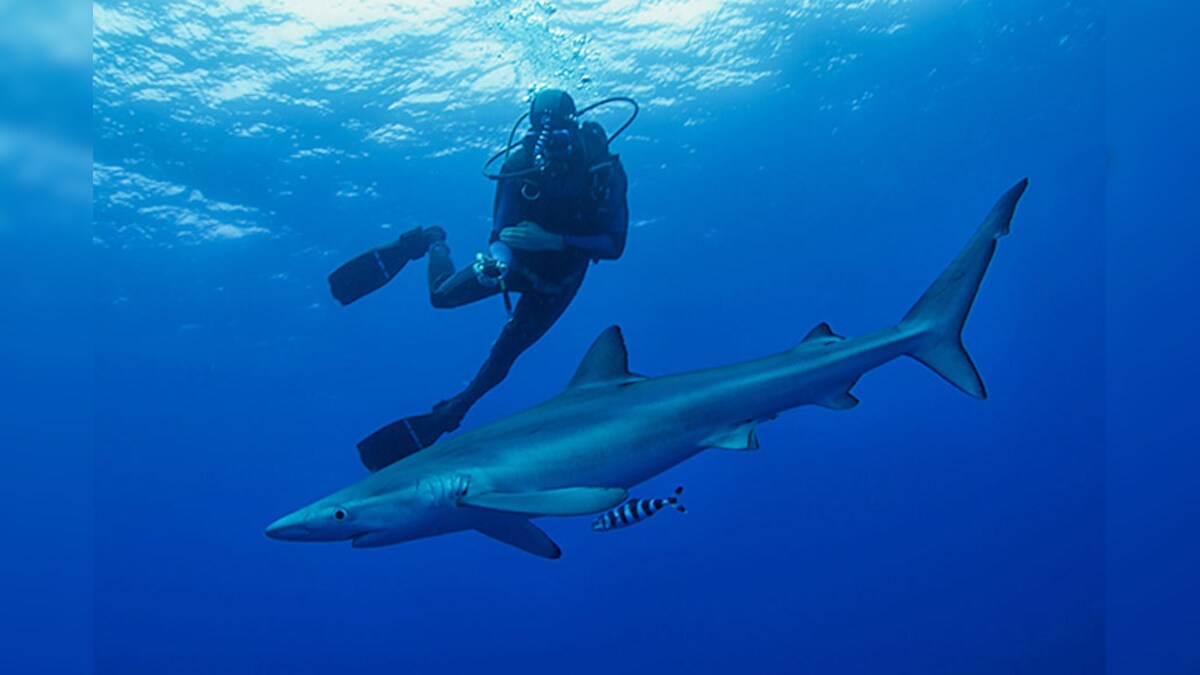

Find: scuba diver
<box><xmin>327</xmin><ymin>89</ymin><xmax>635</xmax><ymax>468</ymax></box>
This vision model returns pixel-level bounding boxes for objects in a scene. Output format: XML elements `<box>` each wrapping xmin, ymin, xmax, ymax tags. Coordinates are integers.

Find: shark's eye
<box><xmin>334</xmin><ymin>509</ymin><xmax>347</xmax><ymax>521</ymax></box>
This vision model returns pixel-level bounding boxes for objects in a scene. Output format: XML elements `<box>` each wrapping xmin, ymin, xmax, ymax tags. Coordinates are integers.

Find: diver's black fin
<box><xmin>327</xmin><ymin>246</ymin><xmax>408</xmax><ymax>306</ymax></box>
<box><xmin>327</xmin><ymin>228</ymin><xmax>433</xmax><ymax>306</ymax></box>
<box><xmin>356</xmin><ymin>412</ymin><xmax>448</xmax><ymax>472</ymax></box>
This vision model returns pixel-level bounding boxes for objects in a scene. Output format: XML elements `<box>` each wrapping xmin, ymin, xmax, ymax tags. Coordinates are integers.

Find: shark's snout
<box><xmin>265</xmin><ymin>512</ymin><xmax>311</xmax><ymax>541</ymax></box>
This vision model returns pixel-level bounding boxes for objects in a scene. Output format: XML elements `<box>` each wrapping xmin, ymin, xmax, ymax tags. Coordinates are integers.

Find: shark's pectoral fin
<box><xmin>473</xmin><ymin>516</ymin><xmax>561</xmax><ymax>559</ymax></box>
<box><xmin>703</xmin><ymin>421</ymin><xmax>761</xmax><ymax>451</ymax></box>
<box><xmin>461</xmin><ymin>487</ymin><xmax>628</xmax><ymax>516</ymax></box>
<box><xmin>817</xmin><ymin>392</ymin><xmax>861</xmax><ymax>410</ymax></box>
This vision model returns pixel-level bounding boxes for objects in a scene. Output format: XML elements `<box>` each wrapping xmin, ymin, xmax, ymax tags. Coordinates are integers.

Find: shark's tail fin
<box><xmin>900</xmin><ymin>179</ymin><xmax>1029</xmax><ymax>399</ymax></box>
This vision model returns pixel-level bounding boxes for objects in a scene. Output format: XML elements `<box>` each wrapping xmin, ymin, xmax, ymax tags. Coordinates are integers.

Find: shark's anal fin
<box><xmin>461</xmin><ymin>486</ymin><xmax>628</xmax><ymax>516</ymax></box>
<box><xmin>567</xmin><ymin>326</ymin><xmax>646</xmax><ymax>390</ymax></box>
<box><xmin>817</xmin><ymin>392</ymin><xmax>860</xmax><ymax>410</ymax></box>
<box><xmin>473</xmin><ymin>516</ymin><xmax>562</xmax><ymax>559</ymax></box>
<box><xmin>703</xmin><ymin>422</ymin><xmax>761</xmax><ymax>451</ymax></box>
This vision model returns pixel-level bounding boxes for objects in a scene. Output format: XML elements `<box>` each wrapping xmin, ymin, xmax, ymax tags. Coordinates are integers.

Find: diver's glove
<box><xmin>472</xmin><ymin>253</ymin><xmax>509</xmax><ymax>287</ymax></box>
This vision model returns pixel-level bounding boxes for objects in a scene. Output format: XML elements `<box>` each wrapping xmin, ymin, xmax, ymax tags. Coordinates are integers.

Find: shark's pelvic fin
<box><xmin>703</xmin><ymin>421</ymin><xmax>761</xmax><ymax>451</ymax></box>
<box><xmin>567</xmin><ymin>326</ymin><xmax>646</xmax><ymax>390</ymax></box>
<box><xmin>901</xmin><ymin>178</ymin><xmax>1029</xmax><ymax>400</ymax></box>
<box><xmin>461</xmin><ymin>486</ymin><xmax>629</xmax><ymax>516</ymax></box>
<box><xmin>473</xmin><ymin>515</ymin><xmax>562</xmax><ymax>559</ymax></box>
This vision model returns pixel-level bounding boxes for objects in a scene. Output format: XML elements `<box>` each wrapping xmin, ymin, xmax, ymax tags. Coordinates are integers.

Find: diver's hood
<box><xmin>530</xmin><ymin>89</ymin><xmax>577</xmax><ymax>129</ymax></box>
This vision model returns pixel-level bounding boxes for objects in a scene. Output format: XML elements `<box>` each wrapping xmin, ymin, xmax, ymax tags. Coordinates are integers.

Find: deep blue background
<box><xmin>1107</xmin><ymin>1</ymin><xmax>1200</xmax><ymax>673</ymax></box>
<box><xmin>91</xmin><ymin>3</ymin><xmax>1105</xmax><ymax>673</ymax></box>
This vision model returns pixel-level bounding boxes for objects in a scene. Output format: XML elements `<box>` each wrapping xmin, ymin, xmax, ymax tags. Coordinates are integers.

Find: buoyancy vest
<box><xmin>499</xmin><ymin>121</ymin><xmax>625</xmax><ymax>282</ymax></box>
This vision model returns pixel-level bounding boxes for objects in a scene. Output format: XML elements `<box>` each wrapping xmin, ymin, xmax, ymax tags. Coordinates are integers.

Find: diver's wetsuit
<box><xmin>424</xmin><ymin>137</ymin><xmax>629</xmax><ymax>431</ymax></box>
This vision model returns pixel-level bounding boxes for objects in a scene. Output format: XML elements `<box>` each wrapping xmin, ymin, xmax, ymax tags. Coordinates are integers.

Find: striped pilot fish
<box><xmin>592</xmin><ymin>487</ymin><xmax>686</xmax><ymax>532</ymax></box>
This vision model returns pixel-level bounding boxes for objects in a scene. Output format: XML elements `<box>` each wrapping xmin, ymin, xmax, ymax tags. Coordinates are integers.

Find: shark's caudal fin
<box><xmin>900</xmin><ymin>179</ymin><xmax>1029</xmax><ymax>399</ymax></box>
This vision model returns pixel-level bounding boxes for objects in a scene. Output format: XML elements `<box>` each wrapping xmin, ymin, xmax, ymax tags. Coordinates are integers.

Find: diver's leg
<box><xmin>431</xmin><ymin>273</ymin><xmax>585</xmax><ymax>430</ymax></box>
<box><xmin>427</xmin><ymin>242</ymin><xmax>501</xmax><ymax>309</ymax></box>
<box><xmin>355</xmin><ymin>272</ymin><xmax>584</xmax><ymax>463</ymax></box>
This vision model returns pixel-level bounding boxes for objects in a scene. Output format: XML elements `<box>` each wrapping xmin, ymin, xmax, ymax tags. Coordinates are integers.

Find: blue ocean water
<box><xmin>1106</xmin><ymin>3</ymin><xmax>1200</xmax><ymax>673</ymax></box>
<box><xmin>89</xmin><ymin>2</ymin><xmax>1103</xmax><ymax>673</ymax></box>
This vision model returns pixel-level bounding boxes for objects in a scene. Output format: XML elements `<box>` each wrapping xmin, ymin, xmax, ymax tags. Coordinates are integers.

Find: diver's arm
<box><xmin>485</xmin><ymin>181</ymin><xmax>521</xmax><ymax>276</ymax></box>
<box><xmin>491</xmin><ymin>174</ymin><xmax>524</xmax><ymax>242</ymax></box>
<box><xmin>487</xmin><ymin>162</ymin><xmax>536</xmax><ymax>265</ymax></box>
<box><xmin>561</xmin><ymin>160</ymin><xmax>628</xmax><ymax>260</ymax></box>
<box><xmin>475</xmin><ymin>177</ymin><xmax>519</xmax><ymax>283</ymax></box>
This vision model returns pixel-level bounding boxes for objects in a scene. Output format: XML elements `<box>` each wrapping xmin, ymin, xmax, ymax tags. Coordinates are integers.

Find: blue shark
<box><xmin>266</xmin><ymin>180</ymin><xmax>1029</xmax><ymax>558</ymax></box>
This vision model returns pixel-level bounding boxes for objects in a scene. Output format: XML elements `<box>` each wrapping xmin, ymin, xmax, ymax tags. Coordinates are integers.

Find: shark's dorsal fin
<box><xmin>567</xmin><ymin>326</ymin><xmax>645</xmax><ymax>390</ymax></box>
<box><xmin>461</xmin><ymin>486</ymin><xmax>628</xmax><ymax>516</ymax></box>
<box><xmin>801</xmin><ymin>322</ymin><xmax>843</xmax><ymax>343</ymax></box>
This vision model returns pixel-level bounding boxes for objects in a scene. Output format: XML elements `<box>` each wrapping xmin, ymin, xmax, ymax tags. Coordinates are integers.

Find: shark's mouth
<box><xmin>351</xmin><ymin>530</ymin><xmax>397</xmax><ymax>548</ymax></box>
